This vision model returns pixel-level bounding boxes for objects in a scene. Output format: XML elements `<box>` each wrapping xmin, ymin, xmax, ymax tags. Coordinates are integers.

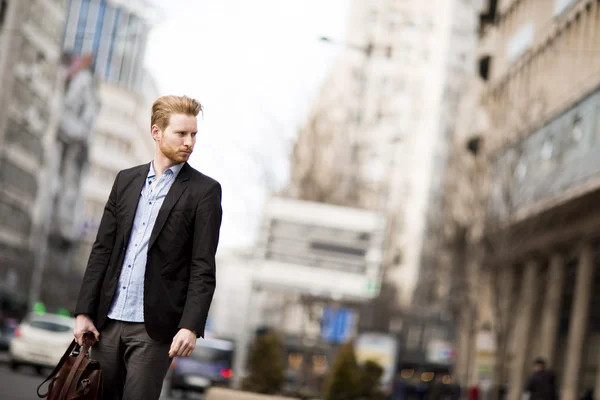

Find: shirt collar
<box><xmin>148</xmin><ymin>162</ymin><xmax>185</xmax><ymax>180</ymax></box>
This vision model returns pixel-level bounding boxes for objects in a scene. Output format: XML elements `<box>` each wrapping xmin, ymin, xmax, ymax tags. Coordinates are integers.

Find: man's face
<box><xmin>153</xmin><ymin>113</ymin><xmax>197</xmax><ymax>164</ymax></box>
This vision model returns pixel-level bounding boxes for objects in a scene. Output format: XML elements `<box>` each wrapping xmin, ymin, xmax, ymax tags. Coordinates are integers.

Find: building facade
<box><xmin>445</xmin><ymin>1</ymin><xmax>600</xmax><ymax>399</ymax></box>
<box><xmin>62</xmin><ymin>0</ymin><xmax>152</xmax><ymax>92</ymax></box>
<box><xmin>0</xmin><ymin>0</ymin><xmax>70</xmax><ymax>300</ymax></box>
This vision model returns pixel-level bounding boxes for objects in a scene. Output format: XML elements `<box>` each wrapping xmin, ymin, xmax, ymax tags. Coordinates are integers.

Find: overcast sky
<box><xmin>144</xmin><ymin>0</ymin><xmax>350</xmax><ymax>251</ymax></box>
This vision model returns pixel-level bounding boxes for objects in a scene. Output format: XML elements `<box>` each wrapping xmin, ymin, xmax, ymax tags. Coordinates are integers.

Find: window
<box><xmin>0</xmin><ymin>0</ymin><xmax>7</xmax><ymax>30</ymax></box>
<box><xmin>507</xmin><ymin>22</ymin><xmax>535</xmax><ymax>62</ymax></box>
<box><xmin>0</xmin><ymin>201</ymin><xmax>31</xmax><ymax>237</ymax></box>
<box><xmin>596</xmin><ymin>106</ymin><xmax>600</xmax><ymax>143</ymax></box>
<box><xmin>541</xmin><ymin>139</ymin><xmax>553</xmax><ymax>160</ymax></box>
<box><xmin>0</xmin><ymin>159</ymin><xmax>38</xmax><ymax>197</ymax></box>
<box><xmin>29</xmin><ymin>320</ymin><xmax>71</xmax><ymax>333</ymax></box>
<box><xmin>5</xmin><ymin>120</ymin><xmax>43</xmax><ymax>160</ymax></box>
<box><xmin>515</xmin><ymin>160</ymin><xmax>528</xmax><ymax>181</ymax></box>
<box><xmin>554</xmin><ymin>0</ymin><xmax>576</xmax><ymax>17</ymax></box>
<box><xmin>29</xmin><ymin>0</ymin><xmax>62</xmax><ymax>44</ymax></box>
<box><xmin>572</xmin><ymin>117</ymin><xmax>583</xmax><ymax>142</ymax></box>
<box><xmin>368</xmin><ymin>10</ymin><xmax>377</xmax><ymax>23</ymax></box>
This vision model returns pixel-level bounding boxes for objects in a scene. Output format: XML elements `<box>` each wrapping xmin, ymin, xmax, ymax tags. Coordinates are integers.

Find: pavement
<box><xmin>0</xmin><ymin>352</ymin><xmax>202</xmax><ymax>399</ymax></box>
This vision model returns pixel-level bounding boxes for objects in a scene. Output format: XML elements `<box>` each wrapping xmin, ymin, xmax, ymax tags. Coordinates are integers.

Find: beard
<box><xmin>159</xmin><ymin>142</ymin><xmax>192</xmax><ymax>164</ymax></box>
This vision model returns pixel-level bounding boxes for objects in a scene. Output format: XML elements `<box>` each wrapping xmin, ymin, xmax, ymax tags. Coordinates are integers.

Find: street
<box><xmin>0</xmin><ymin>361</ymin><xmax>49</xmax><ymax>400</ymax></box>
<box><xmin>0</xmin><ymin>355</ymin><xmax>201</xmax><ymax>399</ymax></box>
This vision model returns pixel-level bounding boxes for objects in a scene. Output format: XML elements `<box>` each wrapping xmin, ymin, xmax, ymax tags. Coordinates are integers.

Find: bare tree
<box><xmin>442</xmin><ymin>88</ymin><xmax>554</xmax><ymax>399</ymax></box>
<box><xmin>481</xmin><ymin>90</ymin><xmax>550</xmax><ymax>400</ymax></box>
<box><xmin>286</xmin><ymin>109</ymin><xmax>347</xmax><ymax>205</ymax></box>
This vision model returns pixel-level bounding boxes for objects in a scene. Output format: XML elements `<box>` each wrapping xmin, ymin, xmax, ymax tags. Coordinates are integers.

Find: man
<box><xmin>73</xmin><ymin>95</ymin><xmax>222</xmax><ymax>400</ymax></box>
<box><xmin>525</xmin><ymin>358</ymin><xmax>558</xmax><ymax>400</ymax></box>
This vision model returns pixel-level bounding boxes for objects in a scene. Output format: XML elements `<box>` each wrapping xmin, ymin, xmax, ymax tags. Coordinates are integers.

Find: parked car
<box><xmin>0</xmin><ymin>284</ymin><xmax>28</xmax><ymax>351</ymax></box>
<box><xmin>9</xmin><ymin>312</ymin><xmax>74</xmax><ymax>374</ymax></box>
<box><xmin>168</xmin><ymin>337</ymin><xmax>234</xmax><ymax>396</ymax></box>
<box><xmin>0</xmin><ymin>318</ymin><xmax>19</xmax><ymax>351</ymax></box>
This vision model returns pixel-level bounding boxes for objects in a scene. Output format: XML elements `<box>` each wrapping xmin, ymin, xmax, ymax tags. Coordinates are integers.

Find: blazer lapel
<box><xmin>148</xmin><ymin>163</ymin><xmax>190</xmax><ymax>249</ymax></box>
<box><xmin>123</xmin><ymin>163</ymin><xmax>150</xmax><ymax>250</ymax></box>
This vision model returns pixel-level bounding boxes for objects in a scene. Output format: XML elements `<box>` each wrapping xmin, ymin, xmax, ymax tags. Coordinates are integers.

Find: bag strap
<box><xmin>59</xmin><ymin>334</ymin><xmax>96</xmax><ymax>400</ymax></box>
<box><xmin>37</xmin><ymin>340</ymin><xmax>79</xmax><ymax>398</ymax></box>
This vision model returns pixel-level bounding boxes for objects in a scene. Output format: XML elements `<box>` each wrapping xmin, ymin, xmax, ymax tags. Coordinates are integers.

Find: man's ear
<box><xmin>151</xmin><ymin>125</ymin><xmax>161</xmax><ymax>142</ymax></box>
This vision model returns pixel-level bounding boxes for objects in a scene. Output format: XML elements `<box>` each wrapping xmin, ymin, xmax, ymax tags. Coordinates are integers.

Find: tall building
<box><xmin>0</xmin><ymin>0</ymin><xmax>71</xmax><ymax>298</ymax></box>
<box><xmin>287</xmin><ymin>0</ymin><xmax>479</xmax><ymax>353</ymax></box>
<box><xmin>444</xmin><ymin>0</ymin><xmax>600</xmax><ymax>399</ymax></box>
<box><xmin>61</xmin><ymin>0</ymin><xmax>157</xmax><ymax>278</ymax></box>
<box><xmin>62</xmin><ymin>0</ymin><xmax>151</xmax><ymax>91</ymax></box>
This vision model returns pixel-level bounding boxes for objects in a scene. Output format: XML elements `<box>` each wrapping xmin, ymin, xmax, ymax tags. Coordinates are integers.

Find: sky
<box><xmin>144</xmin><ymin>0</ymin><xmax>351</xmax><ymax>251</ymax></box>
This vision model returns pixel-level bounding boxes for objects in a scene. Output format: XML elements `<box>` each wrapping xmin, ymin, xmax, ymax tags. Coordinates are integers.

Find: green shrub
<box><xmin>323</xmin><ymin>342</ymin><xmax>362</xmax><ymax>400</ymax></box>
<box><xmin>242</xmin><ymin>332</ymin><xmax>285</xmax><ymax>394</ymax></box>
<box><xmin>358</xmin><ymin>360</ymin><xmax>386</xmax><ymax>400</ymax></box>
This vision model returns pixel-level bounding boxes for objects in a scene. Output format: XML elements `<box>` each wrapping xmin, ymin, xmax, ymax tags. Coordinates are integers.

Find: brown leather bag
<box><xmin>37</xmin><ymin>332</ymin><xmax>103</xmax><ymax>399</ymax></box>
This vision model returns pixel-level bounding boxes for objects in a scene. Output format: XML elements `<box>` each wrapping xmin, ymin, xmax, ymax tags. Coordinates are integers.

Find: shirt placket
<box><xmin>121</xmin><ymin>179</ymin><xmax>155</xmax><ymax>316</ymax></box>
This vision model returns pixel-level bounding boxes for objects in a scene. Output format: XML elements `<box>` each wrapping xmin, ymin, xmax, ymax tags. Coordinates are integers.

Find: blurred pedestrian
<box><xmin>427</xmin><ymin>374</ymin><xmax>446</xmax><ymax>400</ymax></box>
<box><xmin>580</xmin><ymin>388</ymin><xmax>593</xmax><ymax>400</ymax></box>
<box><xmin>73</xmin><ymin>95</ymin><xmax>223</xmax><ymax>400</ymax></box>
<box><xmin>525</xmin><ymin>358</ymin><xmax>558</xmax><ymax>400</ymax></box>
<box><xmin>391</xmin><ymin>374</ymin><xmax>407</xmax><ymax>400</ymax></box>
<box><xmin>467</xmin><ymin>384</ymin><xmax>479</xmax><ymax>400</ymax></box>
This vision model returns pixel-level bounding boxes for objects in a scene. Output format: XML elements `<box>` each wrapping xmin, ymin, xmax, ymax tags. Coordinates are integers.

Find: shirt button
<box><xmin>149</xmin><ymin>202</ymin><xmax>152</xmax><ymax>205</ymax></box>
<box><xmin>128</xmin><ymin>265</ymin><xmax>131</xmax><ymax>268</ymax></box>
<box><xmin>122</xmin><ymin>286</ymin><xmax>126</xmax><ymax>289</ymax></box>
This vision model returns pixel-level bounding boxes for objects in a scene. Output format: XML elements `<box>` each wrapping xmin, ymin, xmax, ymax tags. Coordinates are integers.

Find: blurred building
<box><xmin>286</xmin><ymin>0</ymin><xmax>479</xmax><ymax>368</ymax></box>
<box><xmin>62</xmin><ymin>0</ymin><xmax>152</xmax><ymax>92</ymax></box>
<box><xmin>207</xmin><ymin>248</ymin><xmax>255</xmax><ymax>339</ymax></box>
<box><xmin>61</xmin><ymin>0</ymin><xmax>157</xmax><ymax>279</ymax></box>
<box><xmin>289</xmin><ymin>0</ymin><xmax>478</xmax><ymax>308</ymax></box>
<box><xmin>443</xmin><ymin>1</ymin><xmax>600</xmax><ymax>399</ymax></box>
<box><xmin>34</xmin><ymin>54</ymin><xmax>101</xmax><ymax>312</ymax></box>
<box><xmin>0</xmin><ymin>0</ymin><xmax>71</xmax><ymax>299</ymax></box>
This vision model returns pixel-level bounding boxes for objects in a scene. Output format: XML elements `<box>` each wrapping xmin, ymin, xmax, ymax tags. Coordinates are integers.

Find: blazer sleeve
<box><xmin>74</xmin><ymin>171</ymin><xmax>120</xmax><ymax>317</ymax></box>
<box><xmin>178</xmin><ymin>181</ymin><xmax>223</xmax><ymax>336</ymax></box>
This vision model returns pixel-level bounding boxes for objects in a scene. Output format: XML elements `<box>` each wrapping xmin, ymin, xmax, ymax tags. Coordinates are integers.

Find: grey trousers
<box><xmin>91</xmin><ymin>319</ymin><xmax>172</xmax><ymax>400</ymax></box>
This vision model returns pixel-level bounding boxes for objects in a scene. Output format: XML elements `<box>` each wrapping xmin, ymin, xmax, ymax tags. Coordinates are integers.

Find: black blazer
<box><xmin>75</xmin><ymin>162</ymin><xmax>222</xmax><ymax>343</ymax></box>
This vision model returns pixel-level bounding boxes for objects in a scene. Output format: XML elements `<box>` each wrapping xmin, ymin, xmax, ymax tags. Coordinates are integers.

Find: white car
<box><xmin>9</xmin><ymin>312</ymin><xmax>75</xmax><ymax>374</ymax></box>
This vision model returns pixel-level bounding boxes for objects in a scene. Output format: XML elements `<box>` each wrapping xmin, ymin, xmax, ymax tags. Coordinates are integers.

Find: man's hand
<box><xmin>169</xmin><ymin>328</ymin><xmax>196</xmax><ymax>358</ymax></box>
<box><xmin>74</xmin><ymin>314</ymin><xmax>100</xmax><ymax>345</ymax></box>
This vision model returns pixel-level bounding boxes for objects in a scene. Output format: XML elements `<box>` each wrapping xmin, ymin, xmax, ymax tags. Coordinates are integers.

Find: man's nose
<box><xmin>183</xmin><ymin>136</ymin><xmax>194</xmax><ymax>147</ymax></box>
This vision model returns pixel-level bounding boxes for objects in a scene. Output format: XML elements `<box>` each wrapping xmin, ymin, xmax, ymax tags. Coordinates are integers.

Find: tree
<box><xmin>286</xmin><ymin>108</ymin><xmax>348</xmax><ymax>205</ymax></box>
<box><xmin>358</xmin><ymin>360</ymin><xmax>386</xmax><ymax>400</ymax></box>
<box><xmin>323</xmin><ymin>342</ymin><xmax>362</xmax><ymax>400</ymax></box>
<box><xmin>480</xmin><ymin>90</ymin><xmax>551</xmax><ymax>400</ymax></box>
<box><xmin>441</xmin><ymin>86</ymin><xmax>555</xmax><ymax>399</ymax></box>
<box><xmin>242</xmin><ymin>332</ymin><xmax>285</xmax><ymax>394</ymax></box>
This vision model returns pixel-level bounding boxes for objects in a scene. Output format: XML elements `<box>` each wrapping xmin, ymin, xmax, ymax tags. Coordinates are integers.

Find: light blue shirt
<box><xmin>107</xmin><ymin>162</ymin><xmax>184</xmax><ymax>322</ymax></box>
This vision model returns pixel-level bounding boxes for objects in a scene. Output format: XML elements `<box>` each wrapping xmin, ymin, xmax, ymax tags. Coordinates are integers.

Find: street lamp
<box><xmin>319</xmin><ymin>36</ymin><xmax>373</xmax><ymax>56</ymax></box>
